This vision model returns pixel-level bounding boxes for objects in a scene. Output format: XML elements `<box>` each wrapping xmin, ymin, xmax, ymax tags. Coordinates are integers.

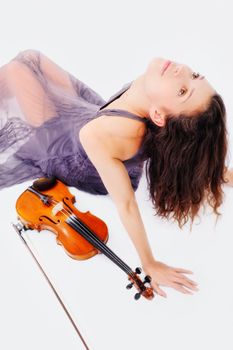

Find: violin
<box><xmin>13</xmin><ymin>176</ymin><xmax>154</xmax><ymax>301</ymax></box>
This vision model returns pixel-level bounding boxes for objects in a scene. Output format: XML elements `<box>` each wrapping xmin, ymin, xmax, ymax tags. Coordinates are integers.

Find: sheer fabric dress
<box><xmin>0</xmin><ymin>50</ymin><xmax>147</xmax><ymax>195</ymax></box>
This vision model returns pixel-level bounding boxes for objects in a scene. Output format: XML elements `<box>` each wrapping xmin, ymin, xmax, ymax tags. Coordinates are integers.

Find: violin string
<box><xmin>28</xmin><ymin>186</ymin><xmax>135</xmax><ymax>277</ymax></box>
<box><xmin>54</xmin><ymin>200</ymin><xmax>134</xmax><ymax>276</ymax></box>
<box><xmin>48</xmin><ymin>198</ymin><xmax>131</xmax><ymax>271</ymax></box>
<box><xmin>49</xmin><ymin>198</ymin><xmax>135</xmax><ymax>278</ymax></box>
<box><xmin>69</xmin><ymin>214</ymin><xmax>133</xmax><ymax>275</ymax></box>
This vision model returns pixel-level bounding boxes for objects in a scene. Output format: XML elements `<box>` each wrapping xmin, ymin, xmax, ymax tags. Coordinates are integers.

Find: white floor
<box><xmin>1</xmin><ymin>173</ymin><xmax>233</xmax><ymax>349</ymax></box>
<box><xmin>1</xmin><ymin>1</ymin><xmax>233</xmax><ymax>349</ymax></box>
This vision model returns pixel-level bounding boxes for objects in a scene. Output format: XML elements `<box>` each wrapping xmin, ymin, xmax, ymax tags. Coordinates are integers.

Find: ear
<box><xmin>149</xmin><ymin>107</ymin><xmax>166</xmax><ymax>127</ymax></box>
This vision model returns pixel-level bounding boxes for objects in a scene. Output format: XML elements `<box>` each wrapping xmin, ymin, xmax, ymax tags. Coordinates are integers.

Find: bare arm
<box><xmin>79</xmin><ymin>125</ymin><xmax>199</xmax><ymax>298</ymax></box>
<box><xmin>117</xmin><ymin>200</ymin><xmax>155</xmax><ymax>266</ymax></box>
<box><xmin>79</xmin><ymin>126</ymin><xmax>155</xmax><ymax>266</ymax></box>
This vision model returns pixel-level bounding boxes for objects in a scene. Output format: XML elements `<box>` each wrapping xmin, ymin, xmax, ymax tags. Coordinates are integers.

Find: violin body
<box><xmin>16</xmin><ymin>178</ymin><xmax>109</xmax><ymax>260</ymax></box>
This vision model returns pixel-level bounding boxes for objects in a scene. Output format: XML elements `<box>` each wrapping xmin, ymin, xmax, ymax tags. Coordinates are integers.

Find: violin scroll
<box><xmin>126</xmin><ymin>267</ymin><xmax>154</xmax><ymax>300</ymax></box>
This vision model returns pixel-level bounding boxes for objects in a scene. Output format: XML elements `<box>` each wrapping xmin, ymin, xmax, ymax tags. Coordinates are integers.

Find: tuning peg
<box><xmin>135</xmin><ymin>267</ymin><xmax>142</xmax><ymax>274</ymax></box>
<box><xmin>143</xmin><ymin>275</ymin><xmax>152</xmax><ymax>284</ymax></box>
<box><xmin>126</xmin><ymin>282</ymin><xmax>134</xmax><ymax>289</ymax></box>
<box><xmin>134</xmin><ymin>291</ymin><xmax>142</xmax><ymax>300</ymax></box>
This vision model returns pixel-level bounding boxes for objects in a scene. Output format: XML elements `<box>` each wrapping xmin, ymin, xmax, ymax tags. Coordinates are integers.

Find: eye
<box><xmin>178</xmin><ymin>87</ymin><xmax>187</xmax><ymax>96</ymax></box>
<box><xmin>192</xmin><ymin>72</ymin><xmax>200</xmax><ymax>79</ymax></box>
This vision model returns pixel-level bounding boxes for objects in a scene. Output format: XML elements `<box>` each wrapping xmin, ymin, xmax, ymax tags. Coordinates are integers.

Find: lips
<box><xmin>161</xmin><ymin>60</ymin><xmax>171</xmax><ymax>75</ymax></box>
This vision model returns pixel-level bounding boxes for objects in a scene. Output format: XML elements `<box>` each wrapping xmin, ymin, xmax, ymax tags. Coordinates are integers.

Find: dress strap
<box><xmin>95</xmin><ymin>80</ymin><xmax>148</xmax><ymax>123</ymax></box>
<box><xmin>98</xmin><ymin>81</ymin><xmax>133</xmax><ymax>111</ymax></box>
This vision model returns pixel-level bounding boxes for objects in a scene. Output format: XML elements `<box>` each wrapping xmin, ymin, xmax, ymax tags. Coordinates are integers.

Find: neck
<box><xmin>115</xmin><ymin>74</ymin><xmax>151</xmax><ymax>119</ymax></box>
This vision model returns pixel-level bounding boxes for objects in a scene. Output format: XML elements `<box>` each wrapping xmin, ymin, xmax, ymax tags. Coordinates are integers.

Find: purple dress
<box><xmin>0</xmin><ymin>49</ymin><xmax>147</xmax><ymax>195</ymax></box>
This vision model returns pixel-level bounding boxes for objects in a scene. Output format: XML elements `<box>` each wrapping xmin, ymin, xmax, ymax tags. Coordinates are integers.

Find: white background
<box><xmin>0</xmin><ymin>1</ymin><xmax>233</xmax><ymax>349</ymax></box>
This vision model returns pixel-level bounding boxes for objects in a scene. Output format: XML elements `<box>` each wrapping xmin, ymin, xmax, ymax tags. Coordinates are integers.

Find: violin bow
<box><xmin>11</xmin><ymin>222</ymin><xmax>90</xmax><ymax>350</ymax></box>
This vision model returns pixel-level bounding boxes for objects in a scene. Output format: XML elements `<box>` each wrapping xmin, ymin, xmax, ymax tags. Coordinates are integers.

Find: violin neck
<box><xmin>66</xmin><ymin>214</ymin><xmax>134</xmax><ymax>278</ymax></box>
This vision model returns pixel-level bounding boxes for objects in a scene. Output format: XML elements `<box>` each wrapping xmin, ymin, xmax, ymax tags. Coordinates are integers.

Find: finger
<box><xmin>185</xmin><ymin>277</ymin><xmax>198</xmax><ymax>286</ymax></box>
<box><xmin>153</xmin><ymin>284</ymin><xmax>167</xmax><ymax>298</ymax></box>
<box><xmin>171</xmin><ymin>273</ymin><xmax>198</xmax><ymax>286</ymax></box>
<box><xmin>172</xmin><ymin>277</ymin><xmax>199</xmax><ymax>291</ymax></box>
<box><xmin>172</xmin><ymin>268</ymin><xmax>193</xmax><ymax>274</ymax></box>
<box><xmin>170</xmin><ymin>282</ymin><xmax>194</xmax><ymax>295</ymax></box>
<box><xmin>172</xmin><ymin>273</ymin><xmax>198</xmax><ymax>286</ymax></box>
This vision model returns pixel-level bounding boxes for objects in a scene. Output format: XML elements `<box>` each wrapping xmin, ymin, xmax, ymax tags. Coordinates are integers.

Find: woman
<box><xmin>0</xmin><ymin>50</ymin><xmax>232</xmax><ymax>298</ymax></box>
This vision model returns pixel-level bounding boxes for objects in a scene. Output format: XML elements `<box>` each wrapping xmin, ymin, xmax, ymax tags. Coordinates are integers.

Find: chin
<box><xmin>147</xmin><ymin>57</ymin><xmax>168</xmax><ymax>73</ymax></box>
<box><xmin>144</xmin><ymin>58</ymin><xmax>162</xmax><ymax>83</ymax></box>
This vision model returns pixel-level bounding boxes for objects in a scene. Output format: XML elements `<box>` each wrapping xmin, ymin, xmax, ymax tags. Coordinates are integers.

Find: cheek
<box><xmin>146</xmin><ymin>57</ymin><xmax>164</xmax><ymax>72</ymax></box>
<box><xmin>144</xmin><ymin>79</ymin><xmax>172</xmax><ymax>107</ymax></box>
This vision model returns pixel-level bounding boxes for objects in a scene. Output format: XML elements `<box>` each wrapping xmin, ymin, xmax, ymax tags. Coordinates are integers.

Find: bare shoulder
<box><xmin>79</xmin><ymin>114</ymin><xmax>146</xmax><ymax>161</ymax></box>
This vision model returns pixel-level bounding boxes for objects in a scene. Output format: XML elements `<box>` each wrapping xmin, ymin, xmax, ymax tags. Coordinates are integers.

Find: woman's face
<box><xmin>143</xmin><ymin>57</ymin><xmax>216</xmax><ymax>120</ymax></box>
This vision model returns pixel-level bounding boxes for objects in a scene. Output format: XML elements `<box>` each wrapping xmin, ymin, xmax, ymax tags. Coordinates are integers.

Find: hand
<box><xmin>224</xmin><ymin>167</ymin><xmax>233</xmax><ymax>187</ymax></box>
<box><xmin>142</xmin><ymin>260</ymin><xmax>199</xmax><ymax>298</ymax></box>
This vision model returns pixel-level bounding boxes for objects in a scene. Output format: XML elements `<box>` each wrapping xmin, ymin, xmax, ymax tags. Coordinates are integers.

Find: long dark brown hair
<box><xmin>140</xmin><ymin>94</ymin><xmax>229</xmax><ymax>230</ymax></box>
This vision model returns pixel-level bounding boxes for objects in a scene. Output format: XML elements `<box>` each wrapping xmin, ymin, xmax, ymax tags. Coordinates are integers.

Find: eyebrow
<box><xmin>182</xmin><ymin>75</ymin><xmax>205</xmax><ymax>103</ymax></box>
